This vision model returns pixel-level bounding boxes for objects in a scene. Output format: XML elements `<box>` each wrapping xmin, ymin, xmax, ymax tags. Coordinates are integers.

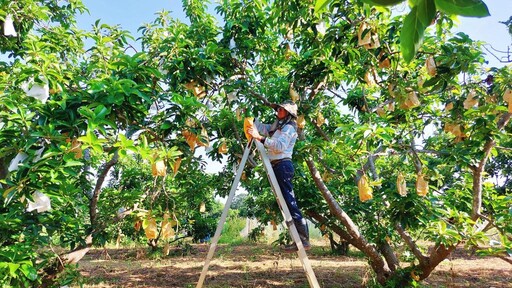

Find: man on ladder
<box><xmin>197</xmin><ymin>100</ymin><xmax>319</xmax><ymax>288</ymax></box>
<box><xmin>248</xmin><ymin>100</ymin><xmax>310</xmax><ymax>252</ymax></box>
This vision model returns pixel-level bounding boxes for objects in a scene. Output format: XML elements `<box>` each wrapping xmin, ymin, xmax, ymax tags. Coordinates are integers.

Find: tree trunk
<box><xmin>43</xmin><ymin>152</ymin><xmax>119</xmax><ymax>286</ymax></box>
<box><xmin>418</xmin><ymin>243</ymin><xmax>457</xmax><ymax>280</ymax></box>
<box><xmin>302</xmin><ymin>155</ymin><xmax>391</xmax><ymax>284</ymax></box>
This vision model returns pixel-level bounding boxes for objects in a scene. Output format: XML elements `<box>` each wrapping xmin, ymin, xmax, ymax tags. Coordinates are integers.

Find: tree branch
<box><xmin>90</xmin><ymin>151</ymin><xmax>119</xmax><ymax>228</ymax></box>
<box><xmin>395</xmin><ymin>223</ymin><xmax>428</xmax><ymax>265</ymax></box>
<box><xmin>472</xmin><ymin>112</ymin><xmax>511</xmax><ymax>221</ymax></box>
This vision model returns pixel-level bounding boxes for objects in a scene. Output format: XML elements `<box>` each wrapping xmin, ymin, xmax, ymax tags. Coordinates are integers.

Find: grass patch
<box><xmin>218</xmin><ymin>216</ymin><xmax>246</xmax><ymax>244</ymax></box>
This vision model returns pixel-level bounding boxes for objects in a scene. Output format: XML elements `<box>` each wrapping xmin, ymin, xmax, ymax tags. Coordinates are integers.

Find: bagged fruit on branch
<box><xmin>152</xmin><ymin>159</ymin><xmax>166</xmax><ymax>177</ymax></box>
<box><xmin>196</xmin><ymin>126</ymin><xmax>210</xmax><ymax>147</ymax></box>
<box><xmin>463</xmin><ymin>90</ymin><xmax>478</xmax><ymax>109</ymax></box>
<box><xmin>445</xmin><ymin>102</ymin><xmax>454</xmax><ymax>112</ymax></box>
<box><xmin>70</xmin><ymin>138</ymin><xmax>83</xmax><ymax>159</ymax></box>
<box><xmin>163</xmin><ymin>242</ymin><xmax>170</xmax><ymax>256</ymax></box>
<box><xmin>243</xmin><ymin>117</ymin><xmax>254</xmax><ymax>141</ymax></box>
<box><xmin>401</xmin><ymin>91</ymin><xmax>420</xmax><ymax>109</ymax></box>
<box><xmin>358</xmin><ymin>174</ymin><xmax>373</xmax><ymax>202</ymax></box>
<box><xmin>364</xmin><ymin>33</ymin><xmax>380</xmax><ymax>49</ymax></box>
<box><xmin>397</xmin><ymin>172</ymin><xmax>407</xmax><ymax>196</ymax></box>
<box><xmin>271</xmin><ymin>220</ymin><xmax>277</xmax><ymax>231</ymax></box>
<box><xmin>143</xmin><ymin>213</ymin><xmax>158</xmax><ymax>240</ymax></box>
<box><xmin>218</xmin><ymin>141</ymin><xmax>228</xmax><ymax>154</ymax></box>
<box><xmin>316</xmin><ymin>112</ymin><xmax>325</xmax><ymax>126</ymax></box>
<box><xmin>378</xmin><ymin>51</ymin><xmax>391</xmax><ymax>69</ymax></box>
<box><xmin>297</xmin><ymin>115</ymin><xmax>305</xmax><ymax>128</ymax></box>
<box><xmin>161</xmin><ymin>212</ymin><xmax>175</xmax><ymax>240</ymax></box>
<box><xmin>182</xmin><ymin>130</ymin><xmax>197</xmax><ymax>150</ymax></box>
<box><xmin>426</xmin><ymin>56</ymin><xmax>437</xmax><ymax>77</ymax></box>
<box><xmin>289</xmin><ymin>86</ymin><xmax>300</xmax><ymax>102</ymax></box>
<box><xmin>503</xmin><ymin>89</ymin><xmax>512</xmax><ymax>113</ymax></box>
<box><xmin>357</xmin><ymin>22</ymin><xmax>372</xmax><ymax>46</ymax></box>
<box><xmin>416</xmin><ymin>174</ymin><xmax>428</xmax><ymax>197</ymax></box>
<box><xmin>134</xmin><ymin>220</ymin><xmax>142</xmax><ymax>231</ymax></box>
<box><xmin>376</xmin><ymin>107</ymin><xmax>385</xmax><ymax>117</ymax></box>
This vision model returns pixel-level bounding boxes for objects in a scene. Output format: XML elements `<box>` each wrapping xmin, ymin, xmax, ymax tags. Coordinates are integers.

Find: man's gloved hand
<box><xmin>247</xmin><ymin>127</ymin><xmax>263</xmax><ymax>142</ymax></box>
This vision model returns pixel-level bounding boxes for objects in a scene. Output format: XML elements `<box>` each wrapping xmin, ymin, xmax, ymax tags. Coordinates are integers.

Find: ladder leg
<box><xmin>196</xmin><ymin>140</ymin><xmax>253</xmax><ymax>288</ymax></box>
<box><xmin>254</xmin><ymin>141</ymin><xmax>320</xmax><ymax>288</ymax></box>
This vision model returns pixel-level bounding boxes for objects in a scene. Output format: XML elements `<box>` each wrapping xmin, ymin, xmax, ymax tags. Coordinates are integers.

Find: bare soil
<box><xmin>76</xmin><ymin>243</ymin><xmax>512</xmax><ymax>288</ymax></box>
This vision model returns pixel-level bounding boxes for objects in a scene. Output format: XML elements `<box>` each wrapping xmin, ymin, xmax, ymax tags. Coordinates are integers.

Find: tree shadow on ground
<box><xmin>77</xmin><ymin>244</ymin><xmax>512</xmax><ymax>288</ymax></box>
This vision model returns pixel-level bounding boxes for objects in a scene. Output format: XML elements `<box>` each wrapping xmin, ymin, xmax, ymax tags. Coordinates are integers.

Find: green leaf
<box><xmin>314</xmin><ymin>0</ymin><xmax>331</xmax><ymax>15</ymax></box>
<box><xmin>8</xmin><ymin>263</ymin><xmax>20</xmax><ymax>277</ymax></box>
<box><xmin>417</xmin><ymin>0</ymin><xmax>436</xmax><ymax>27</ymax></box>
<box><xmin>434</xmin><ymin>0</ymin><xmax>490</xmax><ymax>17</ymax></box>
<box><xmin>401</xmin><ymin>5</ymin><xmax>427</xmax><ymax>62</ymax></box>
<box><xmin>77</xmin><ymin>106</ymin><xmax>95</xmax><ymax>119</ymax></box>
<box><xmin>361</xmin><ymin>0</ymin><xmax>405</xmax><ymax>6</ymax></box>
<box><xmin>20</xmin><ymin>264</ymin><xmax>37</xmax><ymax>281</ymax></box>
<box><xmin>94</xmin><ymin>104</ymin><xmax>109</xmax><ymax>119</ymax></box>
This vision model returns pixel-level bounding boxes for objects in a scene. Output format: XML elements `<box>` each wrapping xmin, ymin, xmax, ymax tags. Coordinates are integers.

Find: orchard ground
<box><xmin>74</xmin><ymin>238</ymin><xmax>511</xmax><ymax>288</ymax></box>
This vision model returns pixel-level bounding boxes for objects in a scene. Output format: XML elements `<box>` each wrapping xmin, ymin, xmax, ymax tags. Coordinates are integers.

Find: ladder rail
<box><xmin>197</xmin><ymin>140</ymin><xmax>320</xmax><ymax>288</ymax></box>
<box><xmin>196</xmin><ymin>140</ymin><xmax>253</xmax><ymax>288</ymax></box>
<box><xmin>254</xmin><ymin>141</ymin><xmax>320</xmax><ymax>288</ymax></box>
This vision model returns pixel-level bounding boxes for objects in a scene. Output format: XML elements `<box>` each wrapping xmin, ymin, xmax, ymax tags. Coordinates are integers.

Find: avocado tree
<box><xmin>0</xmin><ymin>1</ymin><xmax>216</xmax><ymax>286</ymax></box>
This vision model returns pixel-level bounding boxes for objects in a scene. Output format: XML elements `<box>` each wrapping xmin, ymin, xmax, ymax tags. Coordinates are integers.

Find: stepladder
<box><xmin>196</xmin><ymin>139</ymin><xmax>320</xmax><ymax>288</ymax></box>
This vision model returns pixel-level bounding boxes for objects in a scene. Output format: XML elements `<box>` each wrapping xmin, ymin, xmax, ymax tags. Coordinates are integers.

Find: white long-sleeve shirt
<box><xmin>254</xmin><ymin>119</ymin><xmax>297</xmax><ymax>161</ymax></box>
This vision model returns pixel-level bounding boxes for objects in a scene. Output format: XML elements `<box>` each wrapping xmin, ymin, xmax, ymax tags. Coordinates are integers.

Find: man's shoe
<box><xmin>282</xmin><ymin>242</ymin><xmax>311</xmax><ymax>253</ymax></box>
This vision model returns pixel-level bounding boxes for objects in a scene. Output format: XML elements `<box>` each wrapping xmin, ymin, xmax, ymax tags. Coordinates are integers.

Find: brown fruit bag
<box><xmin>144</xmin><ymin>214</ymin><xmax>158</xmax><ymax>240</ymax></box>
<box><xmin>426</xmin><ymin>56</ymin><xmax>437</xmax><ymax>77</ymax></box>
<box><xmin>152</xmin><ymin>160</ymin><xmax>166</xmax><ymax>177</ymax></box>
<box><xmin>397</xmin><ymin>172</ymin><xmax>407</xmax><ymax>196</ymax></box>
<box><xmin>463</xmin><ymin>91</ymin><xmax>478</xmax><ymax>109</ymax></box>
<box><xmin>401</xmin><ymin>91</ymin><xmax>420</xmax><ymax>109</ymax></box>
<box><xmin>289</xmin><ymin>86</ymin><xmax>300</xmax><ymax>102</ymax></box>
<box><xmin>503</xmin><ymin>89</ymin><xmax>512</xmax><ymax>113</ymax></box>
<box><xmin>70</xmin><ymin>138</ymin><xmax>83</xmax><ymax>159</ymax></box>
<box><xmin>182</xmin><ymin>130</ymin><xmax>197</xmax><ymax>150</ymax></box>
<box><xmin>243</xmin><ymin>117</ymin><xmax>254</xmax><ymax>141</ymax></box>
<box><xmin>218</xmin><ymin>141</ymin><xmax>228</xmax><ymax>154</ymax></box>
<box><xmin>297</xmin><ymin>115</ymin><xmax>306</xmax><ymax>128</ymax></box>
<box><xmin>358</xmin><ymin>174</ymin><xmax>373</xmax><ymax>202</ymax></box>
<box><xmin>196</xmin><ymin>126</ymin><xmax>210</xmax><ymax>147</ymax></box>
<box><xmin>416</xmin><ymin>174</ymin><xmax>428</xmax><ymax>197</ymax></box>
<box><xmin>160</xmin><ymin>212</ymin><xmax>175</xmax><ymax>240</ymax></box>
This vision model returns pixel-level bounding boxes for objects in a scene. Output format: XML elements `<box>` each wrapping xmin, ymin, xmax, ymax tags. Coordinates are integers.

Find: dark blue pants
<box><xmin>272</xmin><ymin>160</ymin><xmax>308</xmax><ymax>242</ymax></box>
